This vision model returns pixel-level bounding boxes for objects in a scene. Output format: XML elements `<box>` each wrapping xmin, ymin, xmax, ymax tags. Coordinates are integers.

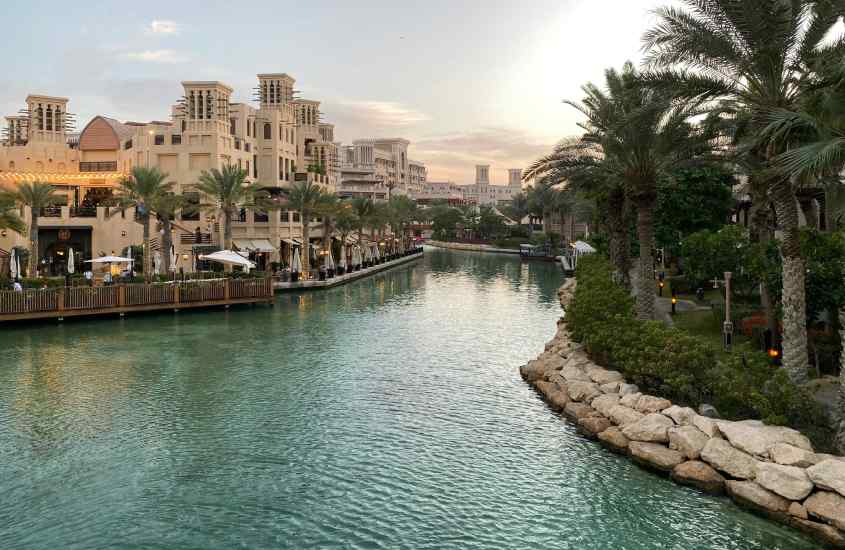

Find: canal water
<box><xmin>0</xmin><ymin>248</ymin><xmax>822</xmax><ymax>549</ymax></box>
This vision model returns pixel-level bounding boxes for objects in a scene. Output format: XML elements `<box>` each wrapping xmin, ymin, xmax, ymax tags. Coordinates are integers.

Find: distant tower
<box><xmin>257</xmin><ymin>73</ymin><xmax>295</xmax><ymax>109</ymax></box>
<box><xmin>508</xmin><ymin>168</ymin><xmax>523</xmax><ymax>188</ymax></box>
<box><xmin>475</xmin><ymin>164</ymin><xmax>490</xmax><ymax>185</ymax></box>
<box><xmin>26</xmin><ymin>95</ymin><xmax>69</xmax><ymax>143</ymax></box>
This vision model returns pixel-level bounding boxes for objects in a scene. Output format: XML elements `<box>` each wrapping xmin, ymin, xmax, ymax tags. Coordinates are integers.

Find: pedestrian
<box><xmin>104</xmin><ymin>271</ymin><xmax>112</xmax><ymax>286</ymax></box>
<box><xmin>12</xmin><ymin>280</ymin><xmax>22</xmax><ymax>292</ymax></box>
<box><xmin>84</xmin><ymin>269</ymin><xmax>93</xmax><ymax>287</ymax></box>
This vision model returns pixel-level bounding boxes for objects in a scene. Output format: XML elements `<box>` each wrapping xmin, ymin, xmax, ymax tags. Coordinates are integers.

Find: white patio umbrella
<box><xmin>324</xmin><ymin>248</ymin><xmax>335</xmax><ymax>270</ymax></box>
<box><xmin>373</xmin><ymin>243</ymin><xmax>380</xmax><ymax>260</ymax></box>
<box><xmin>9</xmin><ymin>249</ymin><xmax>18</xmax><ymax>280</ymax></box>
<box><xmin>338</xmin><ymin>245</ymin><xmax>347</xmax><ymax>270</ymax></box>
<box><xmin>67</xmin><ymin>248</ymin><xmax>75</xmax><ymax>275</ymax></box>
<box><xmin>291</xmin><ymin>248</ymin><xmax>302</xmax><ymax>273</ymax></box>
<box><xmin>198</xmin><ymin>250</ymin><xmax>256</xmax><ymax>270</ymax></box>
<box><xmin>153</xmin><ymin>251</ymin><xmax>162</xmax><ymax>275</ymax></box>
<box><xmin>169</xmin><ymin>244</ymin><xmax>177</xmax><ymax>272</ymax></box>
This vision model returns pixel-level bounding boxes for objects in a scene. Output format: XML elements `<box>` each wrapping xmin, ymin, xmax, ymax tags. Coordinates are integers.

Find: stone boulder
<box><xmin>520</xmin><ymin>360</ymin><xmax>547</xmax><ymax>382</ymax></box>
<box><xmin>547</xmin><ymin>389</ymin><xmax>570</xmax><ymax>410</ymax></box>
<box><xmin>629</xmin><ymin>442</ymin><xmax>684</xmax><ymax>472</ymax></box>
<box><xmin>663</xmin><ymin>405</ymin><xmax>696</xmax><ymax>426</ymax></box>
<box><xmin>634</xmin><ymin>395</ymin><xmax>673</xmax><ymax>414</ymax></box>
<box><xmin>788</xmin><ymin>518</ymin><xmax>845</xmax><ymax>548</ymax></box>
<box><xmin>717</xmin><ymin>422</ymin><xmax>813</xmax><ymax>458</ymax></box>
<box><xmin>725</xmin><ymin>481</ymin><xmax>791</xmax><ymax>520</ymax></box>
<box><xmin>671</xmin><ymin>461</ymin><xmax>726</xmax><ymax>495</ymax></box>
<box><xmin>567</xmin><ymin>381</ymin><xmax>602</xmax><ymax>403</ymax></box>
<box><xmin>700</xmin><ymin>438</ymin><xmax>758</xmax><ymax>479</ymax></box>
<box><xmin>587</xmin><ymin>367</ymin><xmax>625</xmax><ymax>385</ymax></box>
<box><xmin>692</xmin><ymin>414</ymin><xmax>720</xmax><ymax>438</ymax></box>
<box><xmin>534</xmin><ymin>380</ymin><xmax>557</xmax><ymax>399</ymax></box>
<box><xmin>600</xmin><ymin>382</ymin><xmax>621</xmax><ymax>394</ymax></box>
<box><xmin>608</xmin><ymin>405</ymin><xmax>645</xmax><ymax>427</ymax></box>
<box><xmin>668</xmin><ymin>425</ymin><xmax>709</xmax><ymax>460</ymax></box>
<box><xmin>598</xmin><ymin>427</ymin><xmax>630</xmax><ymax>454</ymax></box>
<box><xmin>755</xmin><ymin>463</ymin><xmax>814</xmax><ymax>501</ymax></box>
<box><xmin>578</xmin><ymin>416</ymin><xmax>613</xmax><ymax>439</ymax></box>
<box><xmin>618</xmin><ymin>383</ymin><xmax>639</xmax><ymax>396</ymax></box>
<box><xmin>789</xmin><ymin>502</ymin><xmax>809</xmax><ymax>520</ymax></box>
<box><xmin>770</xmin><ymin>443</ymin><xmax>817</xmax><ymax>468</ymax></box>
<box><xmin>562</xmin><ymin>365</ymin><xmax>592</xmax><ymax>383</ymax></box>
<box><xmin>620</xmin><ymin>393</ymin><xmax>641</xmax><ymax>408</ymax></box>
<box><xmin>805</xmin><ymin>491</ymin><xmax>845</xmax><ymax>531</ymax></box>
<box><xmin>564</xmin><ymin>402</ymin><xmax>601</xmax><ymax>422</ymax></box>
<box><xmin>808</xmin><ymin>460</ymin><xmax>845</xmax><ymax>498</ymax></box>
<box><xmin>591</xmin><ymin>394</ymin><xmax>621</xmax><ymax>417</ymax></box>
<box><xmin>698</xmin><ymin>404</ymin><xmax>721</xmax><ymax>418</ymax></box>
<box><xmin>622</xmin><ymin>413</ymin><xmax>675</xmax><ymax>443</ymax></box>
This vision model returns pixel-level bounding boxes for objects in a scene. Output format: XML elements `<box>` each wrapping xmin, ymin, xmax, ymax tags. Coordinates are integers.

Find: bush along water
<box><xmin>567</xmin><ymin>255</ymin><xmax>831</xmax><ymax>450</ymax></box>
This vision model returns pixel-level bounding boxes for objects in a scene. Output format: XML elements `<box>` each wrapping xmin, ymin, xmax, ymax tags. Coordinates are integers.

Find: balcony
<box><xmin>70</xmin><ymin>206</ymin><xmax>97</xmax><ymax>218</ymax></box>
<box><xmin>40</xmin><ymin>206</ymin><xmax>62</xmax><ymax>218</ymax></box>
<box><xmin>79</xmin><ymin>161</ymin><xmax>117</xmax><ymax>172</ymax></box>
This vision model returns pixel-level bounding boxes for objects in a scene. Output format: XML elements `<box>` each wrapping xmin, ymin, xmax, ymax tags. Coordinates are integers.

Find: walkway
<box><xmin>274</xmin><ymin>249</ymin><xmax>424</xmax><ymax>292</ymax></box>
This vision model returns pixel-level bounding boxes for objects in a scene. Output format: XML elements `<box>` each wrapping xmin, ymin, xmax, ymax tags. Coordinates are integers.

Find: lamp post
<box><xmin>710</xmin><ymin>272</ymin><xmax>734</xmax><ymax>352</ymax></box>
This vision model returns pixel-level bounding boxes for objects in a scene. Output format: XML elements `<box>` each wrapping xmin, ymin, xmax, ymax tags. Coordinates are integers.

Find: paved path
<box><xmin>628</xmin><ymin>268</ymin><xmax>708</xmax><ymax>326</ymax></box>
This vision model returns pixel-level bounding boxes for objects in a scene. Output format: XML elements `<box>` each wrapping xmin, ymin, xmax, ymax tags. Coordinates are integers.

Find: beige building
<box><xmin>456</xmin><ymin>165</ymin><xmax>523</xmax><ymax>206</ymax></box>
<box><xmin>339</xmin><ymin>138</ymin><xmax>426</xmax><ymax>200</ymax></box>
<box><xmin>0</xmin><ymin>73</ymin><xmax>340</xmax><ymax>274</ymax></box>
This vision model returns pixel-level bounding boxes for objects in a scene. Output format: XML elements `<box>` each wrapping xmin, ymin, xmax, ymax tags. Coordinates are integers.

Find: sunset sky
<box><xmin>2</xmin><ymin>0</ymin><xmax>676</xmax><ymax>183</ymax></box>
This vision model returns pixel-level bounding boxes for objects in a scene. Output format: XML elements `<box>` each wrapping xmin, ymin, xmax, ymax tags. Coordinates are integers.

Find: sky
<box><xmin>1</xmin><ymin>0</ymin><xmax>676</xmax><ymax>183</ymax></box>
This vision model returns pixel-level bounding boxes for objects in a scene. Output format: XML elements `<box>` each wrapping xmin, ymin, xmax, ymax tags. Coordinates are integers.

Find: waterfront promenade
<box><xmin>0</xmin><ymin>277</ymin><xmax>274</xmax><ymax>323</ymax></box>
<box><xmin>426</xmin><ymin>240</ymin><xmax>519</xmax><ymax>255</ymax></box>
<box><xmin>274</xmin><ymin>248</ymin><xmax>424</xmax><ymax>292</ymax></box>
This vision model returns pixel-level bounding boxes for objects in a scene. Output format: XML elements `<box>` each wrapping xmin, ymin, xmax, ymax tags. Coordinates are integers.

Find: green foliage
<box><xmin>476</xmin><ymin>206</ymin><xmax>506</xmax><ymax>240</ymax></box>
<box><xmin>680</xmin><ymin>225</ymin><xmax>759</xmax><ymax>300</ymax></box>
<box><xmin>654</xmin><ymin>165</ymin><xmax>735</xmax><ymax>255</ymax></box>
<box><xmin>568</xmin><ymin>255</ymin><xmax>831</xmax><ymax>448</ymax></box>
<box><xmin>429</xmin><ymin>205</ymin><xmax>463</xmax><ymax>241</ymax></box>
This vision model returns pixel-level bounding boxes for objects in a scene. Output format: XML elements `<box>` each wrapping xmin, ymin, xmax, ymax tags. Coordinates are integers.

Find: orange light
<box><xmin>671</xmin><ymin>297</ymin><xmax>677</xmax><ymax>305</ymax></box>
<box><xmin>659</xmin><ymin>282</ymin><xmax>664</xmax><ymax>288</ymax></box>
<box><xmin>768</xmin><ymin>348</ymin><xmax>780</xmax><ymax>359</ymax></box>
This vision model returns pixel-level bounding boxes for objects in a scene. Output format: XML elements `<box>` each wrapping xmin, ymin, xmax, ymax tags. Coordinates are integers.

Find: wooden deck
<box><xmin>274</xmin><ymin>249</ymin><xmax>424</xmax><ymax>291</ymax></box>
<box><xmin>0</xmin><ymin>278</ymin><xmax>274</xmax><ymax>323</ymax></box>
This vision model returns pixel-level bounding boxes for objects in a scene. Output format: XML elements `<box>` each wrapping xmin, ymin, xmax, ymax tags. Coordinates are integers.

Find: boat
<box><xmin>519</xmin><ymin>243</ymin><xmax>556</xmax><ymax>262</ymax></box>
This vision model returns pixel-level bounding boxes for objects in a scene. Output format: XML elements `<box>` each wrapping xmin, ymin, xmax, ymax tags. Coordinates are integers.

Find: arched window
<box><xmin>264</xmin><ymin>123</ymin><xmax>271</xmax><ymax>140</ymax></box>
<box><xmin>8</xmin><ymin>161</ymin><xmax>15</xmax><ymax>170</ymax></box>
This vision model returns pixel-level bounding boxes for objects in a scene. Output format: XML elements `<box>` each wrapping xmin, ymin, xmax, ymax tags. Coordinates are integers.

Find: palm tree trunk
<box><xmin>29</xmin><ymin>209</ymin><xmax>39</xmax><ymax>277</ymax></box>
<box><xmin>772</xmin><ymin>180</ymin><xmax>808</xmax><ymax>384</ymax></box>
<box><xmin>162</xmin><ymin>217</ymin><xmax>172</xmax><ymax>275</ymax></box>
<box><xmin>223</xmin><ymin>208</ymin><xmax>233</xmax><ymax>250</ymax></box>
<box><xmin>302</xmin><ymin>218</ymin><xmax>311</xmax><ymax>275</ymax></box>
<box><xmin>635</xmin><ymin>197</ymin><xmax>656</xmax><ymax>321</ymax></box>
<box><xmin>142</xmin><ymin>214</ymin><xmax>151</xmax><ymax>282</ymax></box>
<box><xmin>607</xmin><ymin>189</ymin><xmax>630</xmax><ymax>289</ymax></box>
<box><xmin>749</xmin><ymin>175</ymin><xmax>779</xmax><ymax>343</ymax></box>
<box><xmin>837</xmin><ymin>309</ymin><xmax>845</xmax><ymax>454</ymax></box>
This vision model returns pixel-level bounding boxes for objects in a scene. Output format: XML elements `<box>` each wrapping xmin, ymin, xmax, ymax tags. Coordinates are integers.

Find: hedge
<box><xmin>567</xmin><ymin>255</ymin><xmax>832</xmax><ymax>450</ymax></box>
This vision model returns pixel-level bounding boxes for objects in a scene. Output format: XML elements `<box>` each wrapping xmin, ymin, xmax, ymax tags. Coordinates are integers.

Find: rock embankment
<box><xmin>520</xmin><ymin>278</ymin><xmax>845</xmax><ymax>548</ymax></box>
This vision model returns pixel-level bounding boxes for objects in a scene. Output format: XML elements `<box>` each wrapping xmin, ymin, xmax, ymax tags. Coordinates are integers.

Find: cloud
<box><xmin>147</xmin><ymin>20</ymin><xmax>181</xmax><ymax>35</ymax></box>
<box><xmin>124</xmin><ymin>50</ymin><xmax>187</xmax><ymax>64</ymax></box>
<box><xmin>328</xmin><ymin>99</ymin><xmax>429</xmax><ymax>131</ymax></box>
<box><xmin>413</xmin><ymin>127</ymin><xmax>560</xmax><ymax>183</ymax></box>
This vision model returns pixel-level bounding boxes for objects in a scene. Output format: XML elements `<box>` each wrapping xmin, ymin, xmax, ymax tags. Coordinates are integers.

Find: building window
<box><xmin>264</xmin><ymin>123</ymin><xmax>271</xmax><ymax>140</ymax></box>
<box><xmin>292</xmin><ymin>212</ymin><xmax>300</xmax><ymax>222</ymax></box>
<box><xmin>253</xmin><ymin>154</ymin><xmax>258</xmax><ymax>178</ymax></box>
<box><xmin>246</xmin><ymin>160</ymin><xmax>250</xmax><ymax>175</ymax></box>
<box><xmin>80</xmin><ymin>161</ymin><xmax>118</xmax><ymax>172</ymax></box>
<box><xmin>279</xmin><ymin>210</ymin><xmax>289</xmax><ymax>223</ymax></box>
<box><xmin>254</xmin><ymin>209</ymin><xmax>268</xmax><ymax>223</ymax></box>
<box><xmin>279</xmin><ymin>156</ymin><xmax>284</xmax><ymax>180</ymax></box>
<box><xmin>154</xmin><ymin>134</ymin><xmax>165</xmax><ymax>145</ymax></box>
<box><xmin>230</xmin><ymin>118</ymin><xmax>236</xmax><ymax>135</ymax></box>
<box><xmin>246</xmin><ymin>120</ymin><xmax>251</xmax><ymax>137</ymax></box>
<box><xmin>171</xmin><ymin>134</ymin><xmax>182</xmax><ymax>145</ymax></box>
<box><xmin>244</xmin><ymin>142</ymin><xmax>251</xmax><ymax>152</ymax></box>
<box><xmin>124</xmin><ymin>139</ymin><xmax>133</xmax><ymax>150</ymax></box>
<box><xmin>181</xmin><ymin>119</ymin><xmax>187</xmax><ymax>132</ymax></box>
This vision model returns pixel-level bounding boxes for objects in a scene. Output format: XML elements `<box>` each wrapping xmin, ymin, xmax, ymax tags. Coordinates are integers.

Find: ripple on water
<box><xmin>0</xmin><ymin>248</ymin><xmax>824</xmax><ymax>549</ymax></box>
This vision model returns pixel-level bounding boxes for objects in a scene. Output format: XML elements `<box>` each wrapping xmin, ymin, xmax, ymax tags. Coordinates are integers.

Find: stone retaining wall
<box><xmin>520</xmin><ymin>278</ymin><xmax>845</xmax><ymax>548</ymax></box>
<box><xmin>426</xmin><ymin>241</ymin><xmax>520</xmax><ymax>255</ymax></box>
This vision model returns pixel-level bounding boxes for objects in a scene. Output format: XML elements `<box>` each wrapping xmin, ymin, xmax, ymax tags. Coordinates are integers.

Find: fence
<box><xmin>0</xmin><ymin>278</ymin><xmax>273</xmax><ymax>321</ymax></box>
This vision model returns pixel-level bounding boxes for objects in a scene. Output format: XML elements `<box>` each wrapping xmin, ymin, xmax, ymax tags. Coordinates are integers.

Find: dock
<box><xmin>274</xmin><ymin>249</ymin><xmax>424</xmax><ymax>291</ymax></box>
<box><xmin>0</xmin><ymin>278</ymin><xmax>274</xmax><ymax>323</ymax></box>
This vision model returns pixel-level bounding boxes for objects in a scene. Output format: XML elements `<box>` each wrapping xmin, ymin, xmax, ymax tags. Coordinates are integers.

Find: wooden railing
<box><xmin>0</xmin><ymin>278</ymin><xmax>274</xmax><ymax>320</ymax></box>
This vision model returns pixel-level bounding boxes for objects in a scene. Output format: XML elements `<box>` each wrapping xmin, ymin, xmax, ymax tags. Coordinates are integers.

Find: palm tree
<box><xmin>388</xmin><ymin>195</ymin><xmax>417</xmax><ymax>251</ymax></box>
<box><xmin>286</xmin><ymin>179</ymin><xmax>324</xmax><ymax>276</ymax></box>
<box><xmin>555</xmin><ymin>63</ymin><xmax>710</xmax><ymax>319</ymax></box>
<box><xmin>0</xmin><ymin>192</ymin><xmax>25</xmax><ymax>235</ymax></box>
<box><xmin>8</xmin><ymin>181</ymin><xmax>60</xmax><ymax>276</ymax></box>
<box><xmin>116</xmin><ymin>167</ymin><xmax>172</xmax><ymax>281</ymax></box>
<box><xmin>351</xmin><ymin>197</ymin><xmax>375</xmax><ymax>244</ymax></box>
<box><xmin>334</xmin><ymin>201</ymin><xmax>359</xmax><ymax>267</ymax></box>
<box><xmin>316</xmin><ymin>191</ymin><xmax>341</xmax><ymax>259</ymax></box>
<box><xmin>643</xmin><ymin>0</ymin><xmax>845</xmax><ymax>381</ymax></box>
<box><xmin>152</xmin><ymin>192</ymin><xmax>189</xmax><ymax>275</ymax></box>
<box><xmin>504</xmin><ymin>191</ymin><xmax>530</xmax><ymax>227</ymax></box>
<box><xmin>194</xmin><ymin>165</ymin><xmax>264</xmax><ymax>252</ymax></box>
<box><xmin>525</xmin><ymin>139</ymin><xmax>632</xmax><ymax>287</ymax></box>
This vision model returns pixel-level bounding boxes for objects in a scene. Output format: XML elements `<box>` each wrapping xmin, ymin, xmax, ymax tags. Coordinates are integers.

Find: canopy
<box><xmin>338</xmin><ymin>245</ymin><xmax>347</xmax><ymax>268</ymax></box>
<box><xmin>198</xmin><ymin>250</ymin><xmax>256</xmax><ymax>269</ymax></box>
<box><xmin>153</xmin><ymin>251</ymin><xmax>162</xmax><ymax>275</ymax></box>
<box><xmin>67</xmin><ymin>248</ymin><xmax>75</xmax><ymax>274</ymax></box>
<box><xmin>572</xmin><ymin>240</ymin><xmax>597</xmax><ymax>254</ymax></box>
<box><xmin>252</xmin><ymin>239</ymin><xmax>275</xmax><ymax>253</ymax></box>
<box><xmin>324</xmin><ymin>248</ymin><xmax>335</xmax><ymax>270</ymax></box>
<box><xmin>86</xmin><ymin>255</ymin><xmax>134</xmax><ymax>264</ymax></box>
<box><xmin>169</xmin><ymin>244</ymin><xmax>177</xmax><ymax>272</ymax></box>
<box><xmin>9</xmin><ymin>249</ymin><xmax>18</xmax><ymax>280</ymax></box>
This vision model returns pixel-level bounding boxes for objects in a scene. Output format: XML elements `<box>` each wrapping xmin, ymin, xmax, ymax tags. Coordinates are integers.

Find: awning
<box><xmin>281</xmin><ymin>239</ymin><xmax>296</xmax><ymax>246</ymax></box>
<box><xmin>233</xmin><ymin>239</ymin><xmax>255</xmax><ymax>251</ymax></box>
<box><xmin>252</xmin><ymin>239</ymin><xmax>275</xmax><ymax>252</ymax></box>
<box><xmin>292</xmin><ymin>239</ymin><xmax>302</xmax><ymax>245</ymax></box>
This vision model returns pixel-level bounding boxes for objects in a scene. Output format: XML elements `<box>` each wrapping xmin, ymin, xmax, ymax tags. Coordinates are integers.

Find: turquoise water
<box><xmin>0</xmin><ymin>248</ymin><xmax>821</xmax><ymax>549</ymax></box>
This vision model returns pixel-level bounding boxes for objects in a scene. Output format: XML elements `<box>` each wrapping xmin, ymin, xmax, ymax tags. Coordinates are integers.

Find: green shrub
<box><xmin>568</xmin><ymin>255</ymin><xmax>833</xmax><ymax>450</ymax></box>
